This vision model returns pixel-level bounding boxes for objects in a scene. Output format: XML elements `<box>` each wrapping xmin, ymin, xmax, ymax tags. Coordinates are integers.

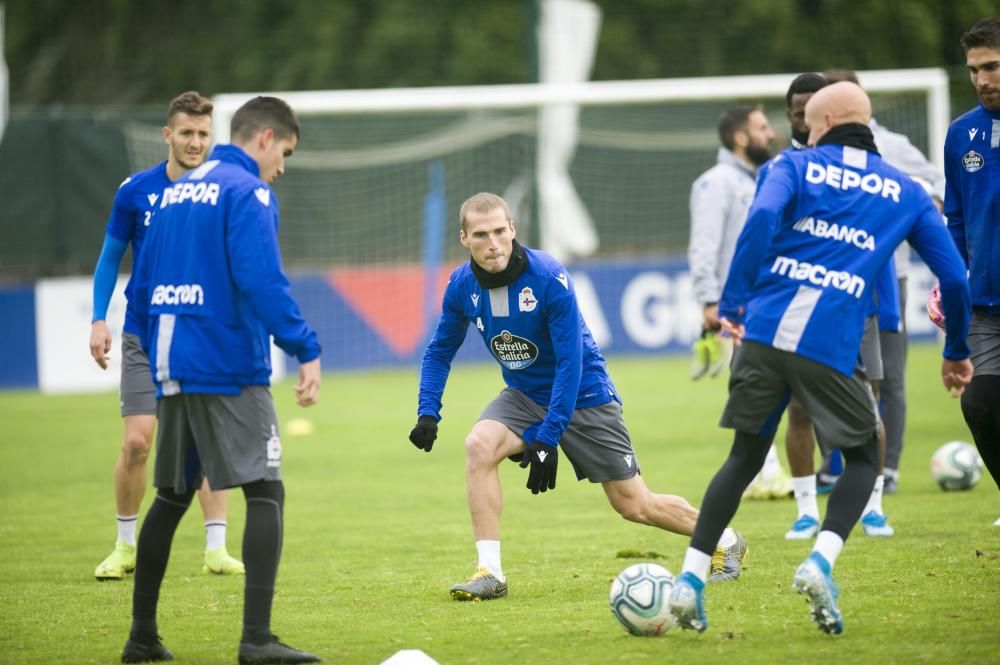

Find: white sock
<box><xmin>792</xmin><ymin>475</ymin><xmax>820</xmax><ymax>519</ymax></box>
<box><xmin>863</xmin><ymin>475</ymin><xmax>885</xmax><ymax>515</ymax></box>
<box><xmin>716</xmin><ymin>527</ymin><xmax>736</xmax><ymax>549</ymax></box>
<box><xmin>813</xmin><ymin>531</ymin><xmax>845</xmax><ymax>569</ymax></box>
<box><xmin>116</xmin><ymin>514</ymin><xmax>139</xmax><ymax>546</ymax></box>
<box><xmin>760</xmin><ymin>444</ymin><xmax>782</xmax><ymax>481</ymax></box>
<box><xmin>205</xmin><ymin>520</ymin><xmax>227</xmax><ymax>551</ymax></box>
<box><xmin>476</xmin><ymin>540</ymin><xmax>503</xmax><ymax>581</ymax></box>
<box><xmin>681</xmin><ymin>547</ymin><xmax>712</xmax><ymax>584</ymax></box>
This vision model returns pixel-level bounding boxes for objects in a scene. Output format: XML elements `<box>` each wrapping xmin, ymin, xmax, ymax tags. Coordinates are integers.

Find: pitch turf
<box><xmin>0</xmin><ymin>342</ymin><xmax>997</xmax><ymax>664</ymax></box>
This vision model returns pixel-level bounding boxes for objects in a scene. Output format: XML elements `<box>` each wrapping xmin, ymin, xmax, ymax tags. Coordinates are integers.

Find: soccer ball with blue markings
<box><xmin>930</xmin><ymin>441</ymin><xmax>982</xmax><ymax>491</ymax></box>
<box><xmin>609</xmin><ymin>563</ymin><xmax>676</xmax><ymax>636</ymax></box>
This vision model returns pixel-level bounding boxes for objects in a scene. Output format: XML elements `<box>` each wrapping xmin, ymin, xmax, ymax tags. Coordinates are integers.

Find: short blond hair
<box><xmin>459</xmin><ymin>192</ymin><xmax>511</xmax><ymax>232</ymax></box>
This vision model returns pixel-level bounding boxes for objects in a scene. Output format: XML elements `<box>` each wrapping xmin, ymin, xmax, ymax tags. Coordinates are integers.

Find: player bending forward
<box><xmin>409</xmin><ymin>192</ymin><xmax>748</xmax><ymax>601</ymax></box>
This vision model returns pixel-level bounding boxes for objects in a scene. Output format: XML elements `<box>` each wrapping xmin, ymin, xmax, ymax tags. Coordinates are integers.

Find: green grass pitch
<box><xmin>0</xmin><ymin>342</ymin><xmax>997</xmax><ymax>664</ymax></box>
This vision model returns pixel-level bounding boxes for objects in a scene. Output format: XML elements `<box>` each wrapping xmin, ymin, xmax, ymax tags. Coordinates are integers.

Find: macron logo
<box><xmin>147</xmin><ymin>193</ymin><xmax>159</xmax><ymax>206</ymax></box>
<box><xmin>536</xmin><ymin>450</ymin><xmax>549</xmax><ymax>463</ymax></box>
<box><xmin>624</xmin><ymin>455</ymin><xmax>633</xmax><ymax>468</ymax></box>
<box><xmin>254</xmin><ymin>187</ymin><xmax>270</xmax><ymax>206</ymax></box>
<box><xmin>771</xmin><ymin>255</ymin><xmax>865</xmax><ymax>298</ymax></box>
<box><xmin>969</xmin><ymin>128</ymin><xmax>978</xmax><ymax>141</ymax></box>
<box><xmin>556</xmin><ymin>273</ymin><xmax>569</xmax><ymax>289</ymax></box>
<box><xmin>151</xmin><ymin>283</ymin><xmax>205</xmax><ymax>306</ymax></box>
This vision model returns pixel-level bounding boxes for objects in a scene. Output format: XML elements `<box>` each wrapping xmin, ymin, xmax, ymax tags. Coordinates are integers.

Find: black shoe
<box><xmin>238</xmin><ymin>635</ymin><xmax>321</xmax><ymax>664</ymax></box>
<box><xmin>121</xmin><ymin>636</ymin><xmax>174</xmax><ymax>663</ymax></box>
<box><xmin>883</xmin><ymin>475</ymin><xmax>898</xmax><ymax>495</ymax></box>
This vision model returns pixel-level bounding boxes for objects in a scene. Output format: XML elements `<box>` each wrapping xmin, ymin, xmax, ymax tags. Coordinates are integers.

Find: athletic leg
<box><xmin>449</xmin><ymin>419</ymin><xmax>523</xmax><ymax>599</ymax></box>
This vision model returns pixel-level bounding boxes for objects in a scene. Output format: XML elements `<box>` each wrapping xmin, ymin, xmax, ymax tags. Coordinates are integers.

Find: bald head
<box><xmin>804</xmin><ymin>81</ymin><xmax>872</xmax><ymax>146</ymax></box>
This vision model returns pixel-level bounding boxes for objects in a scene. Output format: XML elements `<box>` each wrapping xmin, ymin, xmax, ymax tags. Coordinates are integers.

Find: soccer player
<box><xmin>825</xmin><ymin>68</ymin><xmax>947</xmax><ymax>496</ymax></box>
<box><xmin>90</xmin><ymin>91</ymin><xmax>244</xmax><ymax>580</ymax></box>
<box><xmin>668</xmin><ymin>82</ymin><xmax>973</xmax><ymax>636</ymax></box>
<box><xmin>774</xmin><ymin>74</ymin><xmax>899</xmax><ymax>540</ymax></box>
<box><xmin>943</xmin><ymin>17</ymin><xmax>1000</xmax><ymax>525</ymax></box>
<box><xmin>688</xmin><ymin>105</ymin><xmax>793</xmax><ymax>500</ymax></box>
<box><xmin>409</xmin><ymin>192</ymin><xmax>749</xmax><ymax>602</ymax></box>
<box><xmin>120</xmin><ymin>96</ymin><xmax>322</xmax><ymax>665</ymax></box>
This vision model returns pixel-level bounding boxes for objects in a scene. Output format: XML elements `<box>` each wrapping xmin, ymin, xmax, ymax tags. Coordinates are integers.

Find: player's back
<box><xmin>743</xmin><ymin>143</ymin><xmax>938</xmax><ymax>374</ymax></box>
<box><xmin>139</xmin><ymin>146</ymin><xmax>280</xmax><ymax>393</ymax></box>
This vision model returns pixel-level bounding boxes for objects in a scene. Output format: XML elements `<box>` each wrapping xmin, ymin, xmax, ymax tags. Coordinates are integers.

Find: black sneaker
<box><xmin>238</xmin><ymin>635</ymin><xmax>321</xmax><ymax>664</ymax></box>
<box><xmin>121</xmin><ymin>636</ymin><xmax>174</xmax><ymax>663</ymax></box>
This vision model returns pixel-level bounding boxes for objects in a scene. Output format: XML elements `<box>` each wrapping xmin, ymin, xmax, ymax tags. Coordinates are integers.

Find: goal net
<box><xmin>130</xmin><ymin>69</ymin><xmax>950</xmax><ymax>371</ymax></box>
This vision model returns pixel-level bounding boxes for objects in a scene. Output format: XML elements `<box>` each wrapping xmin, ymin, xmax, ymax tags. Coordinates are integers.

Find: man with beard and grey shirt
<box><xmin>688</xmin><ymin>104</ymin><xmax>792</xmax><ymax>498</ymax></box>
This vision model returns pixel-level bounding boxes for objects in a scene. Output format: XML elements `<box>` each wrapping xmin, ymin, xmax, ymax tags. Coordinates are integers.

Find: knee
<box><xmin>610</xmin><ymin>491</ymin><xmax>649</xmax><ymax>524</ymax></box>
<box><xmin>121</xmin><ymin>431</ymin><xmax>152</xmax><ymax>466</ymax></box>
<box><xmin>464</xmin><ymin>429</ymin><xmax>502</xmax><ymax>468</ymax></box>
<box><xmin>787</xmin><ymin>399</ymin><xmax>811</xmax><ymax>427</ymax></box>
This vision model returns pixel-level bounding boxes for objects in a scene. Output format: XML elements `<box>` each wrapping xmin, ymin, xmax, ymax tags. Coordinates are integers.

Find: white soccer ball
<box><xmin>608</xmin><ymin>562</ymin><xmax>676</xmax><ymax>636</ymax></box>
<box><xmin>930</xmin><ymin>441</ymin><xmax>982</xmax><ymax>491</ymax></box>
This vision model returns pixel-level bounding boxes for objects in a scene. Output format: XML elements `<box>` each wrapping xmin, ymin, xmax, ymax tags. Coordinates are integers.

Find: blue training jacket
<box><xmin>132</xmin><ymin>144</ymin><xmax>321</xmax><ymax>396</ymax></box>
<box><xmin>944</xmin><ymin>103</ymin><xmax>1000</xmax><ymax>314</ymax></box>
<box><xmin>417</xmin><ymin>247</ymin><xmax>617</xmax><ymax>447</ymax></box>
<box><xmin>99</xmin><ymin>162</ymin><xmax>172</xmax><ymax>335</ymax></box>
<box><xmin>720</xmin><ymin>142</ymin><xmax>971</xmax><ymax>376</ymax></box>
<box><xmin>758</xmin><ymin>146</ymin><xmax>901</xmax><ymax>333</ymax></box>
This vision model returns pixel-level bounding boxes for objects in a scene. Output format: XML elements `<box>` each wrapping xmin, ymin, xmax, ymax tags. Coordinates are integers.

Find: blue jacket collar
<box><xmin>209</xmin><ymin>144</ymin><xmax>261</xmax><ymax>178</ymax></box>
<box><xmin>977</xmin><ymin>102</ymin><xmax>1000</xmax><ymax>120</ymax></box>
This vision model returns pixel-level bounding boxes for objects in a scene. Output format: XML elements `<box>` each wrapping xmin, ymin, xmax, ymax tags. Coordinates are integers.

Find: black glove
<box><xmin>519</xmin><ymin>441</ymin><xmax>558</xmax><ymax>494</ymax></box>
<box><xmin>409</xmin><ymin>415</ymin><xmax>438</xmax><ymax>452</ymax></box>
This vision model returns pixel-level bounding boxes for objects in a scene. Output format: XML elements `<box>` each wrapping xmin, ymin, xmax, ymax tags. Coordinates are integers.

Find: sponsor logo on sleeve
<box><xmin>963</xmin><ymin>150</ymin><xmax>984</xmax><ymax>173</ymax></box>
<box><xmin>254</xmin><ymin>187</ymin><xmax>270</xmax><ymax>206</ymax></box>
<box><xmin>556</xmin><ymin>273</ymin><xmax>569</xmax><ymax>289</ymax></box>
<box><xmin>490</xmin><ymin>330</ymin><xmax>539</xmax><ymax>370</ymax></box>
<box><xmin>518</xmin><ymin>287</ymin><xmax>537</xmax><ymax>312</ymax></box>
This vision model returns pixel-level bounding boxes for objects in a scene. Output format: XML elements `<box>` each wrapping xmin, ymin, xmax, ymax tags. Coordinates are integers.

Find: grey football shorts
<box><xmin>120</xmin><ymin>333</ymin><xmax>157</xmax><ymax>417</ymax></box>
<box><xmin>721</xmin><ymin>341</ymin><xmax>879</xmax><ymax>450</ymax></box>
<box><xmin>154</xmin><ymin>385</ymin><xmax>282</xmax><ymax>493</ymax></box>
<box><xmin>479</xmin><ymin>387</ymin><xmax>639</xmax><ymax>483</ymax></box>
<box><xmin>860</xmin><ymin>314</ymin><xmax>883</xmax><ymax>382</ymax></box>
<box><xmin>969</xmin><ymin>312</ymin><xmax>1000</xmax><ymax>376</ymax></box>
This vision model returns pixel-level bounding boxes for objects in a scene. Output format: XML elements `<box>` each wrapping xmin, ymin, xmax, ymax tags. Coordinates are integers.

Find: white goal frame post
<box><xmin>212</xmin><ymin>68</ymin><xmax>950</xmax><ymax>170</ymax></box>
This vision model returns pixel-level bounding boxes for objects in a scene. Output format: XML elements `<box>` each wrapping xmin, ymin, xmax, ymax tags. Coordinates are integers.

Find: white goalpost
<box><xmin>193</xmin><ymin>69</ymin><xmax>952</xmax><ymax>369</ymax></box>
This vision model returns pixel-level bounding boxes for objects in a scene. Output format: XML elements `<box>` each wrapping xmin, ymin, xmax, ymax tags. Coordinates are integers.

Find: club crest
<box><xmin>519</xmin><ymin>287</ymin><xmax>537</xmax><ymax>312</ymax></box>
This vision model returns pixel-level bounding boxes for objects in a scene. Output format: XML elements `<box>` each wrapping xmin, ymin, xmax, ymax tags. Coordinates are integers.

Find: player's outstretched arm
<box><xmin>295</xmin><ymin>358</ymin><xmax>321</xmax><ymax>407</ymax></box>
<box><xmin>941</xmin><ymin>359</ymin><xmax>973</xmax><ymax>398</ymax></box>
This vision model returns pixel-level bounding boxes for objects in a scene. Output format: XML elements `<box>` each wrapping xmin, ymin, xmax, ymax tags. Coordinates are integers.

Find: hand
<box><xmin>409</xmin><ymin>415</ymin><xmax>438</xmax><ymax>452</ymax></box>
<box><xmin>719</xmin><ymin>317</ymin><xmax>745</xmax><ymax>345</ymax></box>
<box><xmin>295</xmin><ymin>359</ymin><xmax>321</xmax><ymax>407</ymax></box>
<box><xmin>927</xmin><ymin>283</ymin><xmax>945</xmax><ymax>330</ymax></box>
<box><xmin>941</xmin><ymin>358</ymin><xmax>973</xmax><ymax>397</ymax></box>
<box><xmin>702</xmin><ymin>304</ymin><xmax>721</xmax><ymax>331</ymax></box>
<box><xmin>519</xmin><ymin>441</ymin><xmax>558</xmax><ymax>494</ymax></box>
<box><xmin>90</xmin><ymin>320</ymin><xmax>112</xmax><ymax>369</ymax></box>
